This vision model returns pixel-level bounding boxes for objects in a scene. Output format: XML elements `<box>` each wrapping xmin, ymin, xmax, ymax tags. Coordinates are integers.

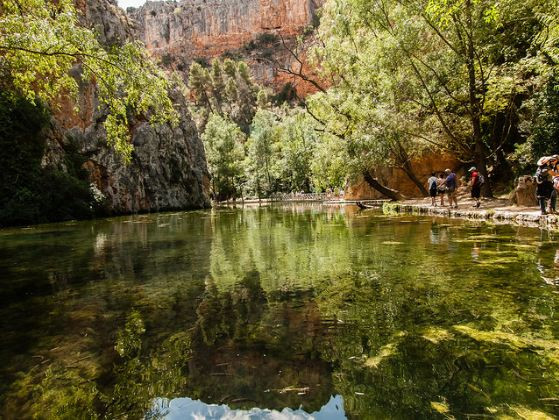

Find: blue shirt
<box><xmin>446</xmin><ymin>173</ymin><xmax>456</xmax><ymax>190</ymax></box>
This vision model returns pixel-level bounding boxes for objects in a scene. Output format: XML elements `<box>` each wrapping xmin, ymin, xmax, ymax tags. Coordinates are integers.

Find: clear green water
<box><xmin>1</xmin><ymin>204</ymin><xmax>559</xmax><ymax>419</ymax></box>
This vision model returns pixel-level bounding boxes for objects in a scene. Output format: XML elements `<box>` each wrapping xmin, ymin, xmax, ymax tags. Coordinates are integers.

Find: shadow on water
<box><xmin>0</xmin><ymin>205</ymin><xmax>559</xmax><ymax>418</ymax></box>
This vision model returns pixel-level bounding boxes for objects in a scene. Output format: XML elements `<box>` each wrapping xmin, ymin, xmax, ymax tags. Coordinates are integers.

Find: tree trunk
<box><xmin>400</xmin><ymin>161</ymin><xmax>428</xmax><ymax>197</ymax></box>
<box><xmin>362</xmin><ymin>171</ymin><xmax>404</xmax><ymax>201</ymax></box>
<box><xmin>465</xmin><ymin>0</ymin><xmax>492</xmax><ymax>198</ymax></box>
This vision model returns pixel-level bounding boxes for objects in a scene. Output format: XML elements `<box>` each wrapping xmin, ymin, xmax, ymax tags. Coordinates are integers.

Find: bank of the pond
<box><xmin>384</xmin><ymin>198</ymin><xmax>559</xmax><ymax>229</ymax></box>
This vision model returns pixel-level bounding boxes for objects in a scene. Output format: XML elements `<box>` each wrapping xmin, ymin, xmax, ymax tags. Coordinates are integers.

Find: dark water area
<box><xmin>1</xmin><ymin>204</ymin><xmax>559</xmax><ymax>419</ymax></box>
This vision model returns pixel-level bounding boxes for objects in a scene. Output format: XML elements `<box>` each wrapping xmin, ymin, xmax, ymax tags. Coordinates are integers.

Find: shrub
<box><xmin>0</xmin><ymin>93</ymin><xmax>95</xmax><ymax>226</ymax></box>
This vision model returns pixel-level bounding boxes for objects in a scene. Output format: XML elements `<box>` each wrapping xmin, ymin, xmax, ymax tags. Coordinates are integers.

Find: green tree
<box><xmin>310</xmin><ymin>0</ymin><xmax>557</xmax><ymax>197</ymax></box>
<box><xmin>0</xmin><ymin>0</ymin><xmax>178</xmax><ymax>161</ymax></box>
<box><xmin>202</xmin><ymin>113</ymin><xmax>246</xmax><ymax>200</ymax></box>
<box><xmin>244</xmin><ymin>109</ymin><xmax>281</xmax><ymax>198</ymax></box>
<box><xmin>310</xmin><ymin>133</ymin><xmax>349</xmax><ymax>193</ymax></box>
<box><xmin>188</xmin><ymin>59</ymin><xmax>264</xmax><ymax>133</ymax></box>
<box><xmin>277</xmin><ymin>111</ymin><xmax>317</xmax><ymax>193</ymax></box>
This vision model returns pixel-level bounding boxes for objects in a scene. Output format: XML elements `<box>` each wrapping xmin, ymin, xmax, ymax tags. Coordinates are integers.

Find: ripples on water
<box><xmin>0</xmin><ymin>203</ymin><xmax>558</xmax><ymax>419</ymax></box>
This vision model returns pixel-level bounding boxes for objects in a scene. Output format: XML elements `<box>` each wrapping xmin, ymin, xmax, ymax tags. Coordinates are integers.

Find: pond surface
<box><xmin>1</xmin><ymin>204</ymin><xmax>559</xmax><ymax>419</ymax></box>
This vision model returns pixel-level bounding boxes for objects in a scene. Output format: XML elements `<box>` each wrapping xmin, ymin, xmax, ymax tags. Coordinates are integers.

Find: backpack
<box><xmin>536</xmin><ymin>166</ymin><xmax>549</xmax><ymax>183</ymax></box>
<box><xmin>429</xmin><ymin>180</ymin><xmax>437</xmax><ymax>195</ymax></box>
<box><xmin>478</xmin><ymin>174</ymin><xmax>485</xmax><ymax>185</ymax></box>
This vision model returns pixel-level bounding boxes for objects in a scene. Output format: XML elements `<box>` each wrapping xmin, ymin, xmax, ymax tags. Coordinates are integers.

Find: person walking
<box><xmin>437</xmin><ymin>173</ymin><xmax>446</xmax><ymax>206</ymax></box>
<box><xmin>548</xmin><ymin>156</ymin><xmax>559</xmax><ymax>214</ymax></box>
<box><xmin>445</xmin><ymin>169</ymin><xmax>458</xmax><ymax>208</ymax></box>
<box><xmin>535</xmin><ymin>157</ymin><xmax>553</xmax><ymax>215</ymax></box>
<box><xmin>469</xmin><ymin>166</ymin><xmax>481</xmax><ymax>208</ymax></box>
<box><xmin>427</xmin><ymin>172</ymin><xmax>438</xmax><ymax>206</ymax></box>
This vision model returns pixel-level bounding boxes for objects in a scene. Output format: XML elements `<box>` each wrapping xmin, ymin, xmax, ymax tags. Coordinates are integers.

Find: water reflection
<box><xmin>151</xmin><ymin>395</ymin><xmax>345</xmax><ymax>419</ymax></box>
<box><xmin>0</xmin><ymin>206</ymin><xmax>558</xmax><ymax>419</ymax></box>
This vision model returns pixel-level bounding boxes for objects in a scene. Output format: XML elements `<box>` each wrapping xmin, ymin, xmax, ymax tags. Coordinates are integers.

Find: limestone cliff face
<box><xmin>127</xmin><ymin>0</ymin><xmax>322</xmax><ymax>95</ymax></box>
<box><xmin>44</xmin><ymin>0</ymin><xmax>211</xmax><ymax>215</ymax></box>
<box><xmin>129</xmin><ymin>0</ymin><xmax>318</xmax><ymax>56</ymax></box>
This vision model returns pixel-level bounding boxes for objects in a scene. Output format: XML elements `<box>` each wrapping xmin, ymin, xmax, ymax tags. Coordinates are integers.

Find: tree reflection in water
<box><xmin>0</xmin><ymin>206</ymin><xmax>559</xmax><ymax>419</ymax></box>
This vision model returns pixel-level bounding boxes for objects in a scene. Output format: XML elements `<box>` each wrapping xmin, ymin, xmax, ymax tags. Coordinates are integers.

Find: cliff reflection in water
<box><xmin>151</xmin><ymin>395</ymin><xmax>345</xmax><ymax>419</ymax></box>
<box><xmin>0</xmin><ymin>205</ymin><xmax>559</xmax><ymax>419</ymax></box>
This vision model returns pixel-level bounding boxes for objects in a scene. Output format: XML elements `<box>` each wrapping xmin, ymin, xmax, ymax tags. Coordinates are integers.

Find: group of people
<box><xmin>427</xmin><ymin>167</ymin><xmax>484</xmax><ymax>209</ymax></box>
<box><xmin>535</xmin><ymin>155</ymin><xmax>559</xmax><ymax>215</ymax></box>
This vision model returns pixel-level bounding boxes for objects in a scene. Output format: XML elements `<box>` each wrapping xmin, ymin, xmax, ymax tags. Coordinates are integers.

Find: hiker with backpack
<box><xmin>535</xmin><ymin>156</ymin><xmax>554</xmax><ymax>215</ymax></box>
<box><xmin>437</xmin><ymin>173</ymin><xmax>447</xmax><ymax>206</ymax></box>
<box><xmin>427</xmin><ymin>172</ymin><xmax>438</xmax><ymax>206</ymax></box>
<box><xmin>548</xmin><ymin>155</ymin><xmax>559</xmax><ymax>214</ymax></box>
<box><xmin>468</xmin><ymin>166</ymin><xmax>484</xmax><ymax>208</ymax></box>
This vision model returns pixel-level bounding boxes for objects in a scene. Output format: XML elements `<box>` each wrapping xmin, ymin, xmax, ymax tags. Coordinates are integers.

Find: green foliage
<box><xmin>188</xmin><ymin>59</ymin><xmax>261</xmax><ymax>133</ymax></box>
<box><xmin>0</xmin><ymin>0</ymin><xmax>178</xmax><ymax>162</ymax></box>
<box><xmin>243</xmin><ymin>108</ymin><xmax>321</xmax><ymax>197</ymax></box>
<box><xmin>115</xmin><ymin>310</ymin><xmax>146</xmax><ymax>358</ymax></box>
<box><xmin>0</xmin><ymin>93</ymin><xmax>95</xmax><ymax>226</ymax></box>
<box><xmin>308</xmin><ymin>0</ymin><xmax>559</xmax><ymax>191</ymax></box>
<box><xmin>202</xmin><ymin>113</ymin><xmax>246</xmax><ymax>200</ymax></box>
<box><xmin>514</xmin><ymin>71</ymin><xmax>559</xmax><ymax>171</ymax></box>
<box><xmin>193</xmin><ymin>61</ymin><xmax>323</xmax><ymax>199</ymax></box>
<box><xmin>276</xmin><ymin>111</ymin><xmax>317</xmax><ymax>192</ymax></box>
<box><xmin>245</xmin><ymin>109</ymin><xmax>281</xmax><ymax>198</ymax></box>
<box><xmin>310</xmin><ymin>132</ymin><xmax>347</xmax><ymax>192</ymax></box>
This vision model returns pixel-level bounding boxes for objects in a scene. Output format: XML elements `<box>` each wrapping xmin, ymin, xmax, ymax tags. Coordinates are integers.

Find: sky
<box><xmin>117</xmin><ymin>0</ymin><xmax>147</xmax><ymax>9</ymax></box>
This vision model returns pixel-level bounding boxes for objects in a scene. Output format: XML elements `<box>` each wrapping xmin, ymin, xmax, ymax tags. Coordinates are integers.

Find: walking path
<box><xmin>385</xmin><ymin>196</ymin><xmax>559</xmax><ymax>229</ymax></box>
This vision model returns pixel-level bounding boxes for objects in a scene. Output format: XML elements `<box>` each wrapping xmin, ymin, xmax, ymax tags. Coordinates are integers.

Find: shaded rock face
<box><xmin>44</xmin><ymin>0</ymin><xmax>211</xmax><ymax>215</ymax></box>
<box><xmin>54</xmin><ymin>90</ymin><xmax>210</xmax><ymax>214</ymax></box>
<box><xmin>77</xmin><ymin>0</ymin><xmax>134</xmax><ymax>45</ymax></box>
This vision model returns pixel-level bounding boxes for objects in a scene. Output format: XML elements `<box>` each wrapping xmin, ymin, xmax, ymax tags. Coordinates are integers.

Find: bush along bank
<box><xmin>0</xmin><ymin>93</ymin><xmax>101</xmax><ymax>227</ymax></box>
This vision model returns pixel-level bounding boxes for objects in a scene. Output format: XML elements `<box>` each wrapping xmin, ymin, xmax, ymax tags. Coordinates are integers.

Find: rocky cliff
<box><xmin>45</xmin><ymin>0</ymin><xmax>211</xmax><ymax>216</ymax></box>
<box><xmin>129</xmin><ymin>0</ymin><xmax>318</xmax><ymax>56</ymax></box>
<box><xmin>127</xmin><ymin>0</ymin><xmax>322</xmax><ymax>95</ymax></box>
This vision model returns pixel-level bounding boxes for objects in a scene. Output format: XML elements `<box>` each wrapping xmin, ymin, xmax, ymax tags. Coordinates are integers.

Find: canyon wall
<box><xmin>129</xmin><ymin>0</ymin><xmax>317</xmax><ymax>56</ymax></box>
<box><xmin>127</xmin><ymin>0</ymin><xmax>322</xmax><ymax>95</ymax></box>
<box><xmin>44</xmin><ymin>0</ymin><xmax>211</xmax><ymax>216</ymax></box>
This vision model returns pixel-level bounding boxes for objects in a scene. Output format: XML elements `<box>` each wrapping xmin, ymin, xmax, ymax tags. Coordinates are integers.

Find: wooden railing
<box><xmin>269</xmin><ymin>192</ymin><xmax>339</xmax><ymax>201</ymax></box>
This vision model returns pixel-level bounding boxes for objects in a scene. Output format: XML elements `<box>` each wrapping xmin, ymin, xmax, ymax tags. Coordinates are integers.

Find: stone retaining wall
<box><xmin>384</xmin><ymin>202</ymin><xmax>559</xmax><ymax>230</ymax></box>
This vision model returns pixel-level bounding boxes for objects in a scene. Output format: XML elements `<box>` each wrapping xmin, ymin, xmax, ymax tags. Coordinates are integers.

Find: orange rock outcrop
<box><xmin>127</xmin><ymin>0</ymin><xmax>322</xmax><ymax>94</ymax></box>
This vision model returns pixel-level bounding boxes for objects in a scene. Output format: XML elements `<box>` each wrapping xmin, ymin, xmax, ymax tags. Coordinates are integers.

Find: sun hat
<box><xmin>468</xmin><ymin>166</ymin><xmax>476</xmax><ymax>172</ymax></box>
<box><xmin>537</xmin><ymin>156</ymin><xmax>550</xmax><ymax>166</ymax></box>
<box><xmin>444</xmin><ymin>168</ymin><xmax>451</xmax><ymax>173</ymax></box>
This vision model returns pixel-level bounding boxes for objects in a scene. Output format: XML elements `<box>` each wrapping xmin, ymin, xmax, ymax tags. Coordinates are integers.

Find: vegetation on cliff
<box><xmin>0</xmin><ymin>0</ymin><xmax>212</xmax><ymax>226</ymax></box>
<box><xmin>0</xmin><ymin>93</ymin><xmax>97</xmax><ymax>226</ymax></box>
<box><xmin>0</xmin><ymin>0</ymin><xmax>178</xmax><ymax>161</ymax></box>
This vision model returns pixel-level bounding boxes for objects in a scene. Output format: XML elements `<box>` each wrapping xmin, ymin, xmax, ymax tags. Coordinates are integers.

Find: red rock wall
<box><xmin>127</xmin><ymin>0</ymin><xmax>322</xmax><ymax>94</ymax></box>
<box><xmin>345</xmin><ymin>153</ymin><xmax>461</xmax><ymax>200</ymax></box>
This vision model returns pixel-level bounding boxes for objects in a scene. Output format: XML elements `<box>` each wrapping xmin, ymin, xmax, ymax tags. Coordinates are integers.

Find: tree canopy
<box><xmin>0</xmin><ymin>0</ymin><xmax>178</xmax><ymax>161</ymax></box>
